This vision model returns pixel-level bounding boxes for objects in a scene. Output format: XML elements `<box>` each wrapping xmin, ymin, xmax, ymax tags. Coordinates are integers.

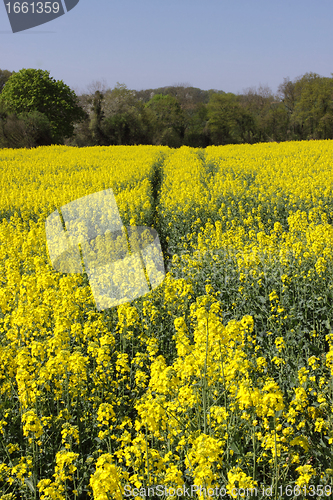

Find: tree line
<box><xmin>0</xmin><ymin>68</ymin><xmax>333</xmax><ymax>149</ymax></box>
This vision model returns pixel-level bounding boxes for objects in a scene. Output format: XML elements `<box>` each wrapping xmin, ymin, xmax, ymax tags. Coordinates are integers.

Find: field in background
<box><xmin>0</xmin><ymin>142</ymin><xmax>333</xmax><ymax>499</ymax></box>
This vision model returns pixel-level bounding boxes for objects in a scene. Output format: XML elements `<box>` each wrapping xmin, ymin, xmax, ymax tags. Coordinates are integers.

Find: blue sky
<box><xmin>1</xmin><ymin>0</ymin><xmax>332</xmax><ymax>96</ymax></box>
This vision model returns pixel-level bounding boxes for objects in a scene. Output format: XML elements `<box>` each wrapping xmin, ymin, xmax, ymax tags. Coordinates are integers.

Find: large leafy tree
<box><xmin>144</xmin><ymin>94</ymin><xmax>185</xmax><ymax>147</ymax></box>
<box><xmin>88</xmin><ymin>90</ymin><xmax>107</xmax><ymax>146</ymax></box>
<box><xmin>207</xmin><ymin>92</ymin><xmax>256</xmax><ymax>145</ymax></box>
<box><xmin>292</xmin><ymin>73</ymin><xmax>333</xmax><ymax>140</ymax></box>
<box><xmin>0</xmin><ymin>68</ymin><xmax>86</xmax><ymax>143</ymax></box>
<box><xmin>184</xmin><ymin>102</ymin><xmax>211</xmax><ymax>147</ymax></box>
<box><xmin>101</xmin><ymin>83</ymin><xmax>149</xmax><ymax>145</ymax></box>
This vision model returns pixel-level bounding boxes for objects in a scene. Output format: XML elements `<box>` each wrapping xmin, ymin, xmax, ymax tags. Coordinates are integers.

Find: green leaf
<box><xmin>24</xmin><ymin>478</ymin><xmax>35</xmax><ymax>494</ymax></box>
<box><xmin>229</xmin><ymin>442</ymin><xmax>240</xmax><ymax>454</ymax></box>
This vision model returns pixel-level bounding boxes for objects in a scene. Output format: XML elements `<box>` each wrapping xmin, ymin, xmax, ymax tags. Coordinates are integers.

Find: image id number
<box><xmin>5</xmin><ymin>2</ymin><xmax>60</xmax><ymax>14</ymax></box>
<box><xmin>280</xmin><ymin>485</ymin><xmax>332</xmax><ymax>496</ymax></box>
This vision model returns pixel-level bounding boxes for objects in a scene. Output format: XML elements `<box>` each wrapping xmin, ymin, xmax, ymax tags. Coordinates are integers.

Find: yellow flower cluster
<box><xmin>0</xmin><ymin>142</ymin><xmax>333</xmax><ymax>498</ymax></box>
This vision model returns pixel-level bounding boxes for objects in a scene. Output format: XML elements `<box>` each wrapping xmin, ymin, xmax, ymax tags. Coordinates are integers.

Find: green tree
<box><xmin>0</xmin><ymin>68</ymin><xmax>86</xmax><ymax>143</ymax></box>
<box><xmin>207</xmin><ymin>92</ymin><xmax>256</xmax><ymax>145</ymax></box>
<box><xmin>144</xmin><ymin>94</ymin><xmax>185</xmax><ymax>147</ymax></box>
<box><xmin>0</xmin><ymin>69</ymin><xmax>13</xmax><ymax>93</ymax></box>
<box><xmin>238</xmin><ymin>85</ymin><xmax>276</xmax><ymax>142</ymax></box>
<box><xmin>277</xmin><ymin>77</ymin><xmax>298</xmax><ymax>114</ymax></box>
<box><xmin>65</xmin><ymin>92</ymin><xmax>95</xmax><ymax>147</ymax></box>
<box><xmin>88</xmin><ymin>90</ymin><xmax>108</xmax><ymax>145</ymax></box>
<box><xmin>20</xmin><ymin>111</ymin><xmax>53</xmax><ymax>146</ymax></box>
<box><xmin>292</xmin><ymin>73</ymin><xmax>333</xmax><ymax>140</ymax></box>
<box><xmin>183</xmin><ymin>102</ymin><xmax>211</xmax><ymax>147</ymax></box>
<box><xmin>0</xmin><ymin>94</ymin><xmax>53</xmax><ymax>149</ymax></box>
<box><xmin>260</xmin><ymin>102</ymin><xmax>289</xmax><ymax>142</ymax></box>
<box><xmin>0</xmin><ymin>112</ymin><xmax>25</xmax><ymax>148</ymax></box>
<box><xmin>101</xmin><ymin>83</ymin><xmax>149</xmax><ymax>145</ymax></box>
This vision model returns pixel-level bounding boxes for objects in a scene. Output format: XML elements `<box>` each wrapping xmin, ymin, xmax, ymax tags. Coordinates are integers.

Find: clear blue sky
<box><xmin>1</xmin><ymin>0</ymin><xmax>332</xmax><ymax>96</ymax></box>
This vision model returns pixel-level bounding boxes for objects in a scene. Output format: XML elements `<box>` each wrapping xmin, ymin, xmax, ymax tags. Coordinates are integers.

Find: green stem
<box><xmin>218</xmin><ymin>341</ymin><xmax>229</xmax><ymax>467</ymax></box>
<box><xmin>202</xmin><ymin>317</ymin><xmax>209</xmax><ymax>435</ymax></box>
<box><xmin>145</xmin><ymin>422</ymin><xmax>150</xmax><ymax>486</ymax></box>
<box><xmin>273</xmin><ymin>414</ymin><xmax>279</xmax><ymax>500</ymax></box>
<box><xmin>252</xmin><ymin>423</ymin><xmax>256</xmax><ymax>482</ymax></box>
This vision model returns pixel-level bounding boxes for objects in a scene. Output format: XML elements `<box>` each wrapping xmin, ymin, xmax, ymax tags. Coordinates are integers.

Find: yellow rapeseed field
<box><xmin>0</xmin><ymin>142</ymin><xmax>333</xmax><ymax>499</ymax></box>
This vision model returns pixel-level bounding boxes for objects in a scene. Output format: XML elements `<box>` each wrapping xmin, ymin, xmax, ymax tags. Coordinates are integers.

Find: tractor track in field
<box><xmin>149</xmin><ymin>151</ymin><xmax>172</xmax><ymax>273</ymax></box>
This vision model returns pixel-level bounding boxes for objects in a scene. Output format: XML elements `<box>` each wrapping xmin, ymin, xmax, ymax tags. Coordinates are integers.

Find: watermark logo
<box><xmin>3</xmin><ymin>0</ymin><xmax>79</xmax><ymax>33</ymax></box>
<box><xmin>45</xmin><ymin>189</ymin><xmax>165</xmax><ymax>311</ymax></box>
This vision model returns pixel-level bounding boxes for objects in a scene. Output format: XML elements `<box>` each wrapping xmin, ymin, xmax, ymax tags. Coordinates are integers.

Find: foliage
<box><xmin>2</xmin><ymin>69</ymin><xmax>333</xmax><ymax>149</ymax></box>
<box><xmin>207</xmin><ymin>93</ymin><xmax>255</xmax><ymax>145</ymax></box>
<box><xmin>145</xmin><ymin>94</ymin><xmax>185</xmax><ymax>147</ymax></box>
<box><xmin>0</xmin><ymin>111</ymin><xmax>53</xmax><ymax>149</ymax></box>
<box><xmin>0</xmin><ymin>69</ymin><xmax>13</xmax><ymax>94</ymax></box>
<box><xmin>0</xmin><ymin>68</ymin><xmax>86</xmax><ymax>144</ymax></box>
<box><xmin>100</xmin><ymin>83</ymin><xmax>149</xmax><ymax>146</ymax></box>
<box><xmin>292</xmin><ymin>73</ymin><xmax>333</xmax><ymax>140</ymax></box>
